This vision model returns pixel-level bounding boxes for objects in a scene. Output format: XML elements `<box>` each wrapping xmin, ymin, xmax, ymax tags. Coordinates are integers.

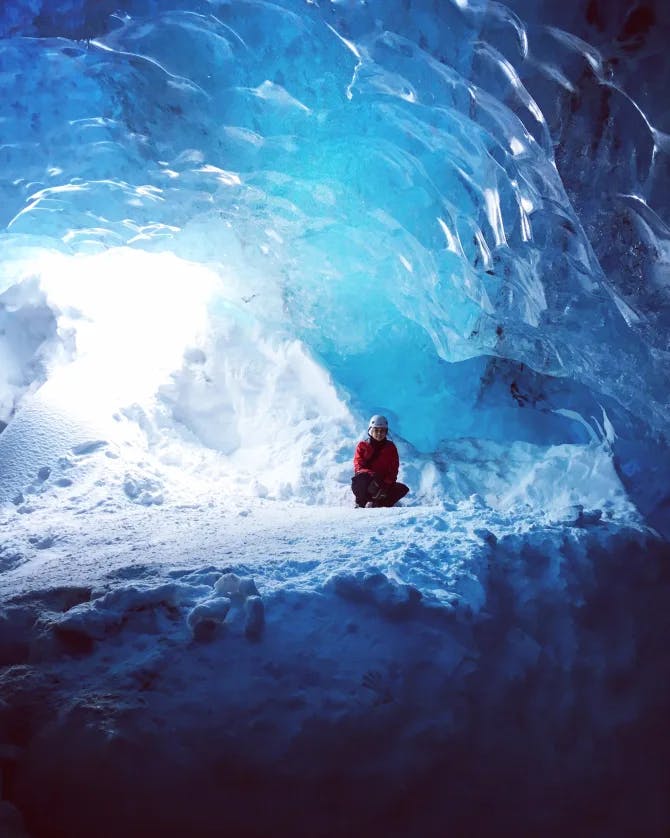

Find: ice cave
<box><xmin>0</xmin><ymin>0</ymin><xmax>669</xmax><ymax>835</ymax></box>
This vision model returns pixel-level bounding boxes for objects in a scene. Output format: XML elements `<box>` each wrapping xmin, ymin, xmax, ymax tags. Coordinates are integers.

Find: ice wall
<box><xmin>500</xmin><ymin>0</ymin><xmax>670</xmax><ymax>531</ymax></box>
<box><xmin>0</xmin><ymin>0</ymin><xmax>668</xmax><ymax>527</ymax></box>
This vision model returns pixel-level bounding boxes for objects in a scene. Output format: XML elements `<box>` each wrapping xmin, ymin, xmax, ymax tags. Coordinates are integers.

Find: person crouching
<box><xmin>351</xmin><ymin>415</ymin><xmax>409</xmax><ymax>508</ymax></box>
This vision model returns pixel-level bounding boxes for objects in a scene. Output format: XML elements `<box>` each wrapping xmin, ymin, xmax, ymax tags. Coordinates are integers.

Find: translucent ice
<box><xmin>0</xmin><ymin>0</ymin><xmax>668</xmax><ymax>530</ymax></box>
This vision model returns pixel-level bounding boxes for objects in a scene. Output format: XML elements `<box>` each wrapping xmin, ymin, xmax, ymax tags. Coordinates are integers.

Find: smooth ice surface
<box><xmin>0</xmin><ymin>1</ymin><xmax>669</xmax><ymax>836</ymax></box>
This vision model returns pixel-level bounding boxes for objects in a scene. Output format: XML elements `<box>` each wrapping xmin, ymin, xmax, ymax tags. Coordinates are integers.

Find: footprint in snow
<box><xmin>28</xmin><ymin>535</ymin><xmax>59</xmax><ymax>550</ymax></box>
<box><xmin>0</xmin><ymin>550</ymin><xmax>26</xmax><ymax>572</ymax></box>
<box><xmin>36</xmin><ymin>467</ymin><xmax>51</xmax><ymax>482</ymax></box>
<box><xmin>123</xmin><ymin>474</ymin><xmax>164</xmax><ymax>506</ymax></box>
<box><xmin>71</xmin><ymin>440</ymin><xmax>108</xmax><ymax>456</ymax></box>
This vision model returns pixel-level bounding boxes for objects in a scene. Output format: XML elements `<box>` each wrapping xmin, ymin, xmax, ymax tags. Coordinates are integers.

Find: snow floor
<box><xmin>0</xmin><ymin>443</ymin><xmax>669</xmax><ymax>837</ymax></box>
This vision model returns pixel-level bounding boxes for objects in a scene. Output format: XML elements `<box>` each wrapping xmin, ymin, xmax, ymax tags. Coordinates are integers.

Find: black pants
<box><xmin>351</xmin><ymin>473</ymin><xmax>409</xmax><ymax>507</ymax></box>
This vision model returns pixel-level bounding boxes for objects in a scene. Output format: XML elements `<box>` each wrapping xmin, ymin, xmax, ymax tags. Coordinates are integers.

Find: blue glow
<box><xmin>1</xmin><ymin>3</ymin><xmax>670</xmax><ymax>836</ymax></box>
<box><xmin>2</xmin><ymin>0</ymin><xmax>669</xmax><ymax>527</ymax></box>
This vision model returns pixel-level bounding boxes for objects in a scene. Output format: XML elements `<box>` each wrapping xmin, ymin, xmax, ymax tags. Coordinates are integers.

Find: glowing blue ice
<box><xmin>0</xmin><ymin>0</ymin><xmax>668</xmax><ymax>529</ymax></box>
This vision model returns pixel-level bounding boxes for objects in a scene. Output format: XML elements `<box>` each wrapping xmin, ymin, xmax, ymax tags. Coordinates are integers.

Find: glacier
<box><xmin>0</xmin><ymin>0</ymin><xmax>669</xmax><ymax>836</ymax></box>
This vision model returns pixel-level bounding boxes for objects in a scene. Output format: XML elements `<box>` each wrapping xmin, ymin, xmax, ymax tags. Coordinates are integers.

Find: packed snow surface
<box><xmin>1</xmin><ymin>442</ymin><xmax>668</xmax><ymax>837</ymax></box>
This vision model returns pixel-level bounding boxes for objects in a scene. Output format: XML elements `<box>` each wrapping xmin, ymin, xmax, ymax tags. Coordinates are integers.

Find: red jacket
<box><xmin>354</xmin><ymin>439</ymin><xmax>399</xmax><ymax>486</ymax></box>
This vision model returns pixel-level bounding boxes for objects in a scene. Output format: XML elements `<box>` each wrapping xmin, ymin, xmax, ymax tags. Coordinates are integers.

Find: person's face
<box><xmin>369</xmin><ymin>425</ymin><xmax>387</xmax><ymax>441</ymax></box>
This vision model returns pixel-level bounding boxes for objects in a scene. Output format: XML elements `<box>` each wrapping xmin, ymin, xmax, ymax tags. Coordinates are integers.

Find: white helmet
<box><xmin>368</xmin><ymin>414</ymin><xmax>389</xmax><ymax>431</ymax></box>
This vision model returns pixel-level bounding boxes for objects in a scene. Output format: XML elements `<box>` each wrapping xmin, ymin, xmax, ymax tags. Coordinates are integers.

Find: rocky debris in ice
<box><xmin>326</xmin><ymin>571</ymin><xmax>422</xmax><ymax>619</ymax></box>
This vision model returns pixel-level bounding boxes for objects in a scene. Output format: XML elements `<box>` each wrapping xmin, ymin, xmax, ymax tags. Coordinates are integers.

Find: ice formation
<box><xmin>0</xmin><ymin>0</ymin><xmax>669</xmax><ymax>836</ymax></box>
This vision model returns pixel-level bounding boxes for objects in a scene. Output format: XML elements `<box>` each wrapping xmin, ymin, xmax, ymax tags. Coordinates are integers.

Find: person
<box><xmin>351</xmin><ymin>415</ymin><xmax>409</xmax><ymax>508</ymax></box>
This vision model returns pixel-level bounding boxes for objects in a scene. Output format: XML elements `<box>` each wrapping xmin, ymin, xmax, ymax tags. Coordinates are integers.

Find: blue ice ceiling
<box><xmin>1</xmin><ymin>0</ymin><xmax>669</xmax><ymax>528</ymax></box>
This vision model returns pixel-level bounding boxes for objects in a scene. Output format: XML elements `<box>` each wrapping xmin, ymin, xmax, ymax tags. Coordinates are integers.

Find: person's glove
<box><xmin>368</xmin><ymin>479</ymin><xmax>387</xmax><ymax>501</ymax></box>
